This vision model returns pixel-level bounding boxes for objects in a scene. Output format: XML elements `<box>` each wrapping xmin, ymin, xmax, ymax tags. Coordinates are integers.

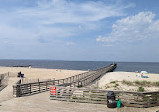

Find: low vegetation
<box><xmin>122</xmin><ymin>80</ymin><xmax>159</xmax><ymax>87</ymax></box>
<box><xmin>122</xmin><ymin>80</ymin><xmax>133</xmax><ymax>86</ymax></box>
<box><xmin>134</xmin><ymin>80</ymin><xmax>151</xmax><ymax>86</ymax></box>
<box><xmin>138</xmin><ymin>86</ymin><xmax>145</xmax><ymax>92</ymax></box>
<box><xmin>114</xmin><ymin>83</ymin><xmax>119</xmax><ymax>88</ymax></box>
<box><xmin>110</xmin><ymin>81</ymin><xmax>116</xmax><ymax>84</ymax></box>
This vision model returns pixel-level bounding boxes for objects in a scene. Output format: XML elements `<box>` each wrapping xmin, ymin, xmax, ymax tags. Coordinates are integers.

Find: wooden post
<box><xmin>13</xmin><ymin>85</ymin><xmax>21</xmax><ymax>97</ymax></box>
<box><xmin>76</xmin><ymin>75</ymin><xmax>78</xmax><ymax>81</ymax></box>
<box><xmin>39</xmin><ymin>82</ymin><xmax>40</xmax><ymax>92</ymax></box>
<box><xmin>30</xmin><ymin>84</ymin><xmax>31</xmax><ymax>94</ymax></box>
<box><xmin>53</xmin><ymin>78</ymin><xmax>55</xmax><ymax>85</ymax></box>
<box><xmin>46</xmin><ymin>82</ymin><xmax>47</xmax><ymax>90</ymax></box>
<box><xmin>70</xmin><ymin>77</ymin><xmax>71</xmax><ymax>83</ymax></box>
<box><xmin>63</xmin><ymin>79</ymin><xmax>64</xmax><ymax>84</ymax></box>
<box><xmin>73</xmin><ymin>76</ymin><xmax>74</xmax><ymax>82</ymax></box>
<box><xmin>67</xmin><ymin>78</ymin><xmax>68</xmax><ymax>83</ymax></box>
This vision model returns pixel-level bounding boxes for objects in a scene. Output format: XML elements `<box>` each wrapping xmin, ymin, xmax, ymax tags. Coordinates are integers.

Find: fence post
<box><xmin>46</xmin><ymin>82</ymin><xmax>48</xmax><ymax>90</ymax></box>
<box><xmin>30</xmin><ymin>84</ymin><xmax>31</xmax><ymax>94</ymax></box>
<box><xmin>13</xmin><ymin>85</ymin><xmax>21</xmax><ymax>97</ymax></box>
<box><xmin>39</xmin><ymin>82</ymin><xmax>40</xmax><ymax>92</ymax></box>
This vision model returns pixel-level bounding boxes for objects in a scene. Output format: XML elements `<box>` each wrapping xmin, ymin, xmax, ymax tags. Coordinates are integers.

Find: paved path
<box><xmin>0</xmin><ymin>91</ymin><xmax>116</xmax><ymax>112</ymax></box>
<box><xmin>0</xmin><ymin>91</ymin><xmax>159</xmax><ymax>112</ymax></box>
<box><xmin>117</xmin><ymin>107</ymin><xmax>159</xmax><ymax>112</ymax></box>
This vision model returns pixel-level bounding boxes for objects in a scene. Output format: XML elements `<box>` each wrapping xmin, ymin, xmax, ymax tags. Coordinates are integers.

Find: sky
<box><xmin>0</xmin><ymin>0</ymin><xmax>159</xmax><ymax>62</ymax></box>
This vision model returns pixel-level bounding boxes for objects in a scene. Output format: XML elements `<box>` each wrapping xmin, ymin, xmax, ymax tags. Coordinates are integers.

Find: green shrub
<box><xmin>105</xmin><ymin>86</ymin><xmax>110</xmax><ymax>89</ymax></box>
<box><xmin>110</xmin><ymin>81</ymin><xmax>116</xmax><ymax>84</ymax></box>
<box><xmin>114</xmin><ymin>83</ymin><xmax>119</xmax><ymax>88</ymax></box>
<box><xmin>138</xmin><ymin>86</ymin><xmax>144</xmax><ymax>92</ymax></box>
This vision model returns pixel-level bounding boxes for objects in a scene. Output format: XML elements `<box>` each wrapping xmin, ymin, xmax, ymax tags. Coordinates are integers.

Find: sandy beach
<box><xmin>97</xmin><ymin>72</ymin><xmax>159</xmax><ymax>91</ymax></box>
<box><xmin>0</xmin><ymin>66</ymin><xmax>86</xmax><ymax>80</ymax></box>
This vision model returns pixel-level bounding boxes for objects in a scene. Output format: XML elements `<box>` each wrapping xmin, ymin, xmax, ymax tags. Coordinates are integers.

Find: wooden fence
<box><xmin>13</xmin><ymin>64</ymin><xmax>117</xmax><ymax>97</ymax></box>
<box><xmin>50</xmin><ymin>86</ymin><xmax>159</xmax><ymax>108</ymax></box>
<box><xmin>0</xmin><ymin>73</ymin><xmax>9</xmax><ymax>86</ymax></box>
<box><xmin>0</xmin><ymin>72</ymin><xmax>20</xmax><ymax>87</ymax></box>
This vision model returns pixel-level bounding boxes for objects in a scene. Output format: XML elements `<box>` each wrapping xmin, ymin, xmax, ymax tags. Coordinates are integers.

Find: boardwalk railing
<box><xmin>13</xmin><ymin>64</ymin><xmax>117</xmax><ymax>97</ymax></box>
<box><xmin>50</xmin><ymin>86</ymin><xmax>159</xmax><ymax>108</ymax></box>
<box><xmin>0</xmin><ymin>73</ymin><xmax>9</xmax><ymax>87</ymax></box>
<box><xmin>0</xmin><ymin>72</ymin><xmax>16</xmax><ymax>91</ymax></box>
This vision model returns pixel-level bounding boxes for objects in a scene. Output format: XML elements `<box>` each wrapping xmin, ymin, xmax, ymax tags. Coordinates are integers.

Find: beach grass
<box><xmin>122</xmin><ymin>80</ymin><xmax>159</xmax><ymax>87</ymax></box>
<box><xmin>122</xmin><ymin>80</ymin><xmax>133</xmax><ymax>86</ymax></box>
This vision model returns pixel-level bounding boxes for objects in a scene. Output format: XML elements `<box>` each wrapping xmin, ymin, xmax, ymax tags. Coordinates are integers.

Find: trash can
<box><xmin>107</xmin><ymin>91</ymin><xmax>116</xmax><ymax>108</ymax></box>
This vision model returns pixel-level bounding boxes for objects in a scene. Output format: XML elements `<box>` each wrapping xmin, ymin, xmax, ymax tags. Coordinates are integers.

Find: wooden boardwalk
<box><xmin>13</xmin><ymin>64</ymin><xmax>117</xmax><ymax>97</ymax></box>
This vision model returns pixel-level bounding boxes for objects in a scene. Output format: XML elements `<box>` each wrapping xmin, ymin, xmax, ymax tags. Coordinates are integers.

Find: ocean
<box><xmin>0</xmin><ymin>59</ymin><xmax>159</xmax><ymax>73</ymax></box>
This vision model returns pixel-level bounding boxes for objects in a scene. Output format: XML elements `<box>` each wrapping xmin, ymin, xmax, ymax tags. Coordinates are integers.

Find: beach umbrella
<box><xmin>140</xmin><ymin>71</ymin><xmax>148</xmax><ymax>74</ymax></box>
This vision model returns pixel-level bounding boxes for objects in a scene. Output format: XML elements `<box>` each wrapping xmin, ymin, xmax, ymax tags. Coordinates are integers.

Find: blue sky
<box><xmin>0</xmin><ymin>0</ymin><xmax>159</xmax><ymax>62</ymax></box>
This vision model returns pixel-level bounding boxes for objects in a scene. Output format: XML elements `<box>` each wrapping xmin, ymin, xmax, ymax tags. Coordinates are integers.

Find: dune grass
<box><xmin>122</xmin><ymin>80</ymin><xmax>159</xmax><ymax>87</ymax></box>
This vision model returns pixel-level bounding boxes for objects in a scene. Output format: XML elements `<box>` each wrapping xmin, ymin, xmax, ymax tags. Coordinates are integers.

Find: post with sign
<box><xmin>50</xmin><ymin>86</ymin><xmax>56</xmax><ymax>96</ymax></box>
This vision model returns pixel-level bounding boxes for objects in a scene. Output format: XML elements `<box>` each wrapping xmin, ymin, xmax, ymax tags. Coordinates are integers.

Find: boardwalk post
<box><xmin>73</xmin><ymin>76</ymin><xmax>74</xmax><ymax>82</ymax></box>
<box><xmin>30</xmin><ymin>84</ymin><xmax>31</xmax><ymax>94</ymax></box>
<box><xmin>46</xmin><ymin>82</ymin><xmax>47</xmax><ymax>90</ymax></box>
<box><xmin>13</xmin><ymin>85</ymin><xmax>21</xmax><ymax>97</ymax></box>
<box><xmin>52</xmin><ymin>79</ymin><xmax>55</xmax><ymax>85</ymax></box>
<box><xmin>39</xmin><ymin>82</ymin><xmax>40</xmax><ymax>92</ymax></box>
<box><xmin>63</xmin><ymin>79</ymin><xmax>65</xmax><ymax>84</ymax></box>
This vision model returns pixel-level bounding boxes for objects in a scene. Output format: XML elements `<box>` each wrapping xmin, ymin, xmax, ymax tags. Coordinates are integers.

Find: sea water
<box><xmin>0</xmin><ymin>59</ymin><xmax>159</xmax><ymax>73</ymax></box>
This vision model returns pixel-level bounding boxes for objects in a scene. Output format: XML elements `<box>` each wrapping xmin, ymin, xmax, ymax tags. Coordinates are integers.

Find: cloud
<box><xmin>66</xmin><ymin>42</ymin><xmax>75</xmax><ymax>46</ymax></box>
<box><xmin>96</xmin><ymin>11</ymin><xmax>159</xmax><ymax>43</ymax></box>
<box><xmin>0</xmin><ymin>0</ymin><xmax>133</xmax><ymax>45</ymax></box>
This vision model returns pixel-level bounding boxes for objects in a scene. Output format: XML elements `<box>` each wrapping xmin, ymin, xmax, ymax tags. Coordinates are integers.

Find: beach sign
<box><xmin>50</xmin><ymin>86</ymin><xmax>56</xmax><ymax>95</ymax></box>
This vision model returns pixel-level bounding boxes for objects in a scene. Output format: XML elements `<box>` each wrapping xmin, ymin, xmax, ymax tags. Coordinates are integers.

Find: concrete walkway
<box><xmin>0</xmin><ymin>91</ymin><xmax>116</xmax><ymax>112</ymax></box>
<box><xmin>0</xmin><ymin>91</ymin><xmax>159</xmax><ymax>112</ymax></box>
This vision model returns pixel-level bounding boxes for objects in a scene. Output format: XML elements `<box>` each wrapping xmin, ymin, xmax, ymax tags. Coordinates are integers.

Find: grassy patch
<box><xmin>114</xmin><ymin>83</ymin><xmax>119</xmax><ymax>88</ymax></box>
<box><xmin>152</xmin><ymin>81</ymin><xmax>159</xmax><ymax>86</ymax></box>
<box><xmin>110</xmin><ymin>81</ymin><xmax>116</xmax><ymax>84</ymax></box>
<box><xmin>105</xmin><ymin>85</ymin><xmax>110</xmax><ymax>89</ymax></box>
<box><xmin>122</xmin><ymin>80</ymin><xmax>158</xmax><ymax>87</ymax></box>
<box><xmin>138</xmin><ymin>86</ymin><xmax>145</xmax><ymax>92</ymax></box>
<box><xmin>134</xmin><ymin>80</ymin><xmax>151</xmax><ymax>86</ymax></box>
<box><xmin>122</xmin><ymin>80</ymin><xmax>133</xmax><ymax>86</ymax></box>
